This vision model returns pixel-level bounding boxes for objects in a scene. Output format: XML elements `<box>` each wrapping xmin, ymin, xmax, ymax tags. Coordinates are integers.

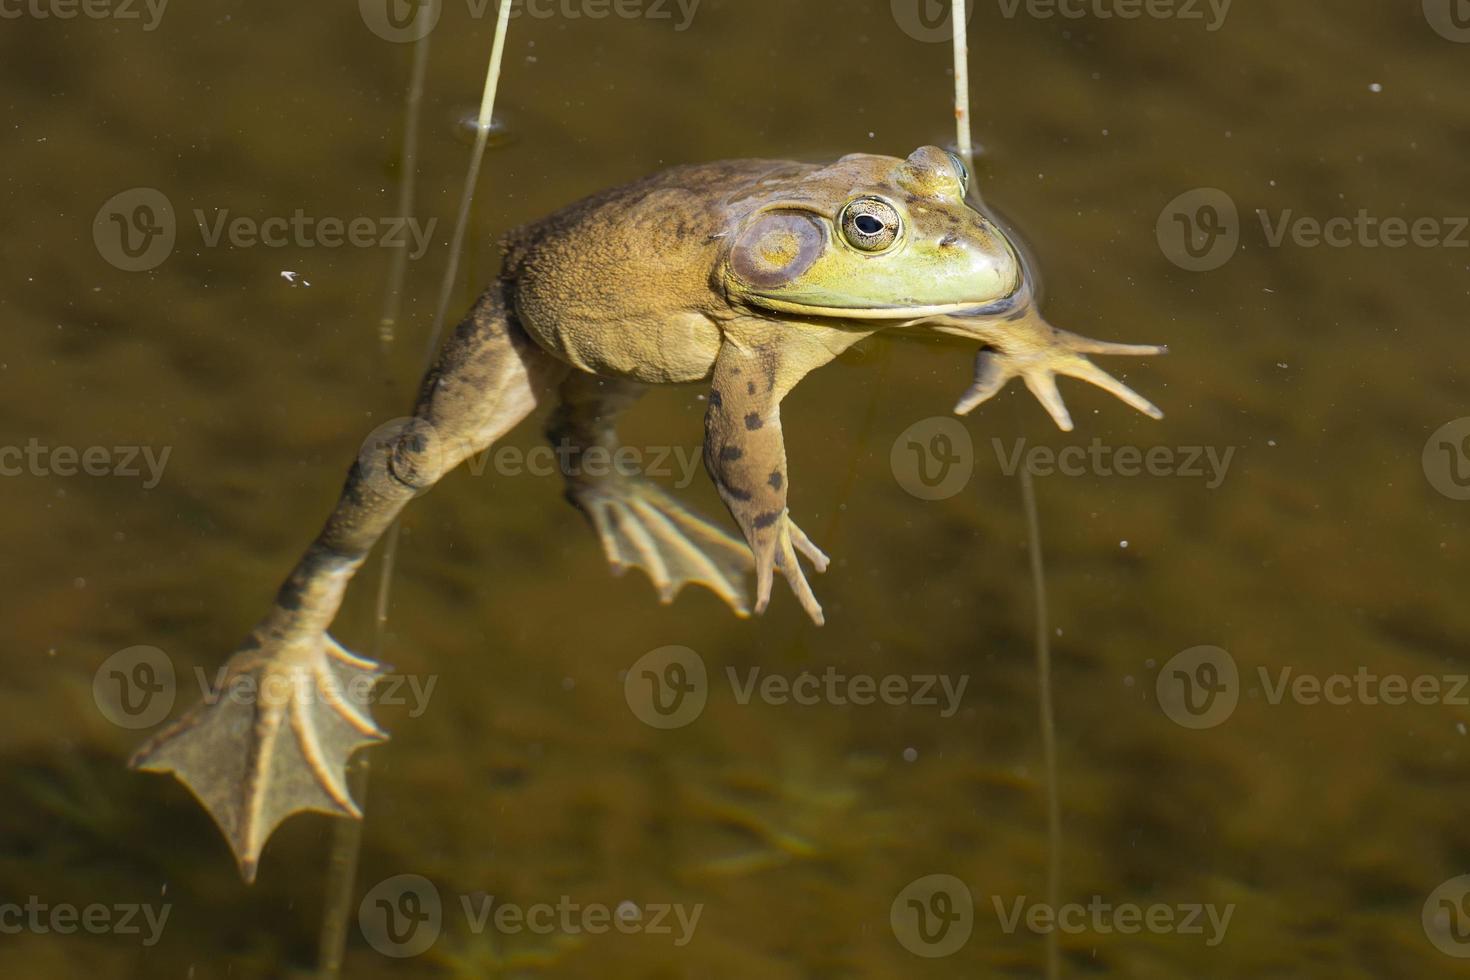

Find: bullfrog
<box><xmin>131</xmin><ymin>146</ymin><xmax>1164</xmax><ymax>880</ymax></box>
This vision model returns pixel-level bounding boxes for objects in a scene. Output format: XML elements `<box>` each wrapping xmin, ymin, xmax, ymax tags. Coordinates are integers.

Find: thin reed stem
<box><xmin>421</xmin><ymin>0</ymin><xmax>515</xmax><ymax>371</ymax></box>
<box><xmin>1021</xmin><ymin>468</ymin><xmax>1061</xmax><ymax>980</ymax></box>
<box><xmin>377</xmin><ymin>27</ymin><xmax>432</xmax><ymax>354</ymax></box>
<box><xmin>951</xmin><ymin>0</ymin><xmax>973</xmax><ymax>167</ymax></box>
<box><xmin>951</xmin><ymin>4</ymin><xmax>1059</xmax><ymax>976</ymax></box>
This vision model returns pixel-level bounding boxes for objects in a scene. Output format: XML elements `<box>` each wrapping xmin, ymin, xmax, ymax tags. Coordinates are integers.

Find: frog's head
<box><xmin>722</xmin><ymin>146</ymin><xmax>1023</xmax><ymax>321</ymax></box>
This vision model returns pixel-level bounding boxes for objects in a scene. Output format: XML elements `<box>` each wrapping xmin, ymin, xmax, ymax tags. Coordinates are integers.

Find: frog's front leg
<box><xmin>548</xmin><ymin>371</ymin><xmax>754</xmax><ymax>614</ymax></box>
<box><xmin>703</xmin><ymin>326</ymin><xmax>858</xmax><ymax>626</ymax></box>
<box><xmin>932</xmin><ymin>307</ymin><xmax>1166</xmax><ymax>431</ymax></box>
<box><xmin>129</xmin><ymin>286</ymin><xmax>568</xmax><ymax>881</ymax></box>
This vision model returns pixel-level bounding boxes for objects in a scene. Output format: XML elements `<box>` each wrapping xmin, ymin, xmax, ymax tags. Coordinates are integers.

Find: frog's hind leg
<box><xmin>129</xmin><ymin>286</ymin><xmax>568</xmax><ymax>881</ymax></box>
<box><xmin>548</xmin><ymin>372</ymin><xmax>754</xmax><ymax>616</ymax></box>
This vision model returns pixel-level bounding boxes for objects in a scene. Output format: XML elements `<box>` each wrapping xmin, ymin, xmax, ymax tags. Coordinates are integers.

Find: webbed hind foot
<box><xmin>129</xmin><ymin>623</ymin><xmax>387</xmax><ymax>882</ymax></box>
<box><xmin>570</xmin><ymin>475</ymin><xmax>755</xmax><ymax>616</ymax></box>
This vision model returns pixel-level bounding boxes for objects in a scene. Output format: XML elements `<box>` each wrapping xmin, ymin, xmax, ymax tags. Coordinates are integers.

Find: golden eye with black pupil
<box><xmin>839</xmin><ymin>197</ymin><xmax>901</xmax><ymax>252</ymax></box>
<box><xmin>946</xmin><ymin>151</ymin><xmax>971</xmax><ymax>197</ymax></box>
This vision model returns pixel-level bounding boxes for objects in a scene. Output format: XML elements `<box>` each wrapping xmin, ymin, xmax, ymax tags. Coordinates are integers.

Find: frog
<box><xmin>130</xmin><ymin>146</ymin><xmax>1164</xmax><ymax>881</ymax></box>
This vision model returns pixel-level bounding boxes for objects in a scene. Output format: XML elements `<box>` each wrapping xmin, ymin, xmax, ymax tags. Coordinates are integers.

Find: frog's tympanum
<box><xmin>131</xmin><ymin>147</ymin><xmax>1164</xmax><ymax>880</ymax></box>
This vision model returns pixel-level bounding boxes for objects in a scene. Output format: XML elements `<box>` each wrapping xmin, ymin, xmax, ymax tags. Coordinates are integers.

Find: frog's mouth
<box><xmin>734</xmin><ymin>262</ymin><xmax>1027</xmax><ymax>322</ymax></box>
<box><xmin>744</xmin><ymin>296</ymin><xmax>1016</xmax><ymax>321</ymax></box>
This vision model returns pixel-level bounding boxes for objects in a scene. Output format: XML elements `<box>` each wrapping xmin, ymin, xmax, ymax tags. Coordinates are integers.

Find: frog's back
<box><xmin>502</xmin><ymin>158</ymin><xmax>815</xmax><ymax>383</ymax></box>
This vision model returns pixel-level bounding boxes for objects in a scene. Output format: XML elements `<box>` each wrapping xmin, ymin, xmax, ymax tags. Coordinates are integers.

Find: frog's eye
<box><xmin>946</xmin><ymin>151</ymin><xmax>971</xmax><ymax>197</ymax></box>
<box><xmin>839</xmin><ymin>197</ymin><xmax>902</xmax><ymax>253</ymax></box>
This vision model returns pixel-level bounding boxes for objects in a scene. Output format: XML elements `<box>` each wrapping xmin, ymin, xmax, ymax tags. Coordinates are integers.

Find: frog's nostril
<box><xmin>939</xmin><ymin>232</ymin><xmax>960</xmax><ymax>247</ymax></box>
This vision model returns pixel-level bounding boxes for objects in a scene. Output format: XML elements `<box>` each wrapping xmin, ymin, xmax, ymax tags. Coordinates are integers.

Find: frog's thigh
<box><xmin>405</xmin><ymin>289</ymin><xmax>570</xmax><ymax>481</ymax></box>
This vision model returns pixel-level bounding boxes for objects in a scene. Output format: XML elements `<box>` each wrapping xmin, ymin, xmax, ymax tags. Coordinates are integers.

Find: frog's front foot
<box><xmin>568</xmin><ymin>475</ymin><xmax>756</xmax><ymax>616</ymax></box>
<box><xmin>755</xmin><ymin>512</ymin><xmax>830</xmax><ymax>626</ymax></box>
<box><xmin>129</xmin><ymin>621</ymin><xmax>387</xmax><ymax>882</ymax></box>
<box><xmin>953</xmin><ymin>318</ymin><xmax>1166</xmax><ymax>432</ymax></box>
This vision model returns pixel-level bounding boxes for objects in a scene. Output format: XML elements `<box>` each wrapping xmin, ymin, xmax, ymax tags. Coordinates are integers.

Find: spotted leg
<box><xmin>703</xmin><ymin>324</ymin><xmax>863</xmax><ymax>626</ymax></box>
<box><xmin>130</xmin><ymin>285</ymin><xmax>568</xmax><ymax>881</ymax></box>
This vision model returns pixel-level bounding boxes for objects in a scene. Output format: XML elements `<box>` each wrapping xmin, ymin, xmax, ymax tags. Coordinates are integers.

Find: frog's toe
<box><xmin>753</xmin><ymin>515</ymin><xmax>828</xmax><ymax>627</ymax></box>
<box><xmin>574</xmin><ymin>478</ymin><xmax>754</xmax><ymax>616</ymax></box>
<box><xmin>954</xmin><ymin>329</ymin><xmax>1165</xmax><ymax>432</ymax></box>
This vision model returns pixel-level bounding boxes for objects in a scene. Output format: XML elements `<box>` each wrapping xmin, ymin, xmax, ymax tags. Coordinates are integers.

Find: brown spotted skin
<box><xmin>701</xmin><ymin>318</ymin><xmax>864</xmax><ymax>624</ymax></box>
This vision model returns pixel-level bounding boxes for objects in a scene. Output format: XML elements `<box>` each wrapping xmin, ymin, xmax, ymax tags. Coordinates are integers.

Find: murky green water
<box><xmin>4</xmin><ymin>0</ymin><xmax>1470</xmax><ymax>976</ymax></box>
